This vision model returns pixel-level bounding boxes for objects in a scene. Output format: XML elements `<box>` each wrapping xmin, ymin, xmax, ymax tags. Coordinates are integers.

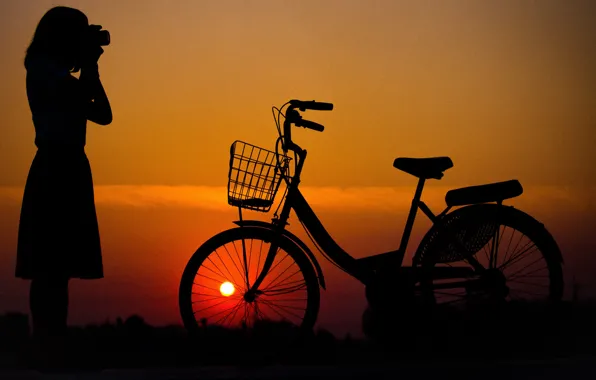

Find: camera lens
<box><xmin>98</xmin><ymin>30</ymin><xmax>110</xmax><ymax>46</ymax></box>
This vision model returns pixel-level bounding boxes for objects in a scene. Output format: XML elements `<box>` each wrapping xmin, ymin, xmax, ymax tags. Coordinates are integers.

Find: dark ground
<box><xmin>1</xmin><ymin>358</ymin><xmax>596</xmax><ymax>380</ymax></box>
<box><xmin>0</xmin><ymin>300</ymin><xmax>594</xmax><ymax>378</ymax></box>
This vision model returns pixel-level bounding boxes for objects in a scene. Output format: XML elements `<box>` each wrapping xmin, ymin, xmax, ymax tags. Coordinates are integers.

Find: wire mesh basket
<box><xmin>227</xmin><ymin>140</ymin><xmax>291</xmax><ymax>212</ymax></box>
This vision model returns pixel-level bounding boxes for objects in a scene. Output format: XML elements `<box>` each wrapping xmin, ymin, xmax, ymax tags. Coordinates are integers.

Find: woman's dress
<box><xmin>16</xmin><ymin>55</ymin><xmax>103</xmax><ymax>280</ymax></box>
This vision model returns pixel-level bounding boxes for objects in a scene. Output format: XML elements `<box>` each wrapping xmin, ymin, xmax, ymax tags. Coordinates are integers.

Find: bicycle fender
<box><xmin>412</xmin><ymin>204</ymin><xmax>564</xmax><ymax>265</ymax></box>
<box><xmin>233</xmin><ymin>220</ymin><xmax>326</xmax><ymax>290</ymax></box>
<box><xmin>482</xmin><ymin>204</ymin><xmax>564</xmax><ymax>263</ymax></box>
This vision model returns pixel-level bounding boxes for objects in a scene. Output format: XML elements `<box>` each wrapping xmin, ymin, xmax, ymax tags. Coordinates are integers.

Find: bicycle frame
<box><xmin>283</xmin><ymin>157</ymin><xmax>435</xmax><ymax>283</ymax></box>
<box><xmin>246</xmin><ymin>103</ymin><xmax>485</xmax><ymax>295</ymax></box>
<box><xmin>242</xmin><ymin>101</ymin><xmax>498</xmax><ymax>293</ymax></box>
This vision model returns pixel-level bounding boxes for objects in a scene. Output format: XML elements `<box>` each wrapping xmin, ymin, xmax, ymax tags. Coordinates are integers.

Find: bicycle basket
<box><xmin>227</xmin><ymin>140</ymin><xmax>291</xmax><ymax>212</ymax></box>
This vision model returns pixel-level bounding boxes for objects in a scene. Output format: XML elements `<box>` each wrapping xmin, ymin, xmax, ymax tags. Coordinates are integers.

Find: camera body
<box><xmin>88</xmin><ymin>24</ymin><xmax>110</xmax><ymax>46</ymax></box>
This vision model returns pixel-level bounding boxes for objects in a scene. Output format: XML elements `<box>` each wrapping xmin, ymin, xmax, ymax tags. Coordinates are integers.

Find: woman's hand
<box><xmin>80</xmin><ymin>45</ymin><xmax>104</xmax><ymax>70</ymax></box>
<box><xmin>78</xmin><ymin>25</ymin><xmax>112</xmax><ymax>125</ymax></box>
<box><xmin>80</xmin><ymin>25</ymin><xmax>104</xmax><ymax>69</ymax></box>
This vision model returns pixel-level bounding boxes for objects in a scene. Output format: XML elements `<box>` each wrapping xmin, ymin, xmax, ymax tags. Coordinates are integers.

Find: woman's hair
<box><xmin>24</xmin><ymin>6</ymin><xmax>89</xmax><ymax>72</ymax></box>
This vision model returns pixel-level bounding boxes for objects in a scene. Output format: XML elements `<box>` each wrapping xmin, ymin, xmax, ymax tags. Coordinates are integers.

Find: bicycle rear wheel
<box><xmin>417</xmin><ymin>204</ymin><xmax>564</xmax><ymax>306</ymax></box>
<box><xmin>179</xmin><ymin>227</ymin><xmax>320</xmax><ymax>335</ymax></box>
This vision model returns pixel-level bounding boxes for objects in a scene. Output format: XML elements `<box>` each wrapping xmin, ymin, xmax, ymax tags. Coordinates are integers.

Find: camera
<box><xmin>89</xmin><ymin>24</ymin><xmax>110</xmax><ymax>46</ymax></box>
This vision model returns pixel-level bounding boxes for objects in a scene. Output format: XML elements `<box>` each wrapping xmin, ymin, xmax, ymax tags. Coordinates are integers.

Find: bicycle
<box><xmin>179</xmin><ymin>99</ymin><xmax>564</xmax><ymax>334</ymax></box>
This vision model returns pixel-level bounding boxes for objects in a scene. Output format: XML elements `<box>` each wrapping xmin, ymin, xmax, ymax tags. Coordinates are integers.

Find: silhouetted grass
<box><xmin>0</xmin><ymin>300</ymin><xmax>594</xmax><ymax>370</ymax></box>
<box><xmin>363</xmin><ymin>299</ymin><xmax>596</xmax><ymax>360</ymax></box>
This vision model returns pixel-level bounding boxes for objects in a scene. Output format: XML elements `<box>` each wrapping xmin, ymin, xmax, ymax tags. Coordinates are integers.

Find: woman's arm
<box><xmin>79</xmin><ymin>64</ymin><xmax>112</xmax><ymax>125</ymax></box>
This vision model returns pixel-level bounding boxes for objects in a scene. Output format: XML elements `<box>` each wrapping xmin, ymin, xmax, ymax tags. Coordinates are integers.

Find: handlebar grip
<box><xmin>290</xmin><ymin>100</ymin><xmax>334</xmax><ymax>111</ymax></box>
<box><xmin>298</xmin><ymin>119</ymin><xmax>325</xmax><ymax>132</ymax></box>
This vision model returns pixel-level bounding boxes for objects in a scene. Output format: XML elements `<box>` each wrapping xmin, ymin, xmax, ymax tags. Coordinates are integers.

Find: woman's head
<box><xmin>24</xmin><ymin>6</ymin><xmax>89</xmax><ymax>72</ymax></box>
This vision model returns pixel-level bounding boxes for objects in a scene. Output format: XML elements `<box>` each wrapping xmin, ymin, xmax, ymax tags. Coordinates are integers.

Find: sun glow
<box><xmin>220</xmin><ymin>281</ymin><xmax>235</xmax><ymax>297</ymax></box>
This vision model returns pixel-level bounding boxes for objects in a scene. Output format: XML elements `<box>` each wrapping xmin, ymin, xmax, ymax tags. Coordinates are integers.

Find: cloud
<box><xmin>95</xmin><ymin>185</ymin><xmax>229</xmax><ymax>211</ymax></box>
<box><xmin>1</xmin><ymin>184</ymin><xmax>594</xmax><ymax>214</ymax></box>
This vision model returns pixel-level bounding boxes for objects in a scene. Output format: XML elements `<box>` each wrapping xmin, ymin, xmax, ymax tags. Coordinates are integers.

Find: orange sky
<box><xmin>0</xmin><ymin>0</ymin><xmax>595</xmax><ymax>337</ymax></box>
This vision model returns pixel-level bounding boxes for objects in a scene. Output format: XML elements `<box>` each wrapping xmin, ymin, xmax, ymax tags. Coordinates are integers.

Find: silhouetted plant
<box><xmin>1</xmin><ymin>301</ymin><xmax>595</xmax><ymax>370</ymax></box>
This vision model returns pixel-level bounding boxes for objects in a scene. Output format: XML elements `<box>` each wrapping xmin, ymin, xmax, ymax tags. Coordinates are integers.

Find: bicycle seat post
<box><xmin>396</xmin><ymin>177</ymin><xmax>426</xmax><ymax>264</ymax></box>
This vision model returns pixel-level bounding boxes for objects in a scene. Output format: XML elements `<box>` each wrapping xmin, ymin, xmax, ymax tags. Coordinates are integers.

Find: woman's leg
<box><xmin>29</xmin><ymin>277</ymin><xmax>69</xmax><ymax>370</ymax></box>
<box><xmin>30</xmin><ymin>277</ymin><xmax>70</xmax><ymax>338</ymax></box>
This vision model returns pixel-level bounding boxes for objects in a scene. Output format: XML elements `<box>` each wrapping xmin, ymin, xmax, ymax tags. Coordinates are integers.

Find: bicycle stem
<box><xmin>282</xmin><ymin>106</ymin><xmax>302</xmax><ymax>153</ymax></box>
<box><xmin>246</xmin><ymin>108</ymin><xmax>306</xmax><ymax>295</ymax></box>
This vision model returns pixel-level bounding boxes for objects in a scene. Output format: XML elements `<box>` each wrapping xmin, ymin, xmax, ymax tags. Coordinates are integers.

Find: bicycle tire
<box><xmin>416</xmin><ymin>204</ymin><xmax>564</xmax><ymax>305</ymax></box>
<box><xmin>179</xmin><ymin>227</ymin><xmax>321</xmax><ymax>335</ymax></box>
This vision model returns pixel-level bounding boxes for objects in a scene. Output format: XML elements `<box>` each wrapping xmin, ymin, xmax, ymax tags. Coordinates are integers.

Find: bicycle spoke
<box><xmin>424</xmin><ymin>216</ymin><xmax>560</xmax><ymax>307</ymax></box>
<box><xmin>186</xmin><ymin>231</ymin><xmax>312</xmax><ymax>332</ymax></box>
<box><xmin>212</xmin><ymin>250</ymin><xmax>243</xmax><ymax>290</ymax></box>
<box><xmin>192</xmin><ymin>292</ymin><xmax>225</xmax><ymax>297</ymax></box>
<box><xmin>214</xmin><ymin>298</ymin><xmax>244</xmax><ymax>325</ymax></box>
<box><xmin>203</xmin><ymin>257</ymin><xmax>229</xmax><ymax>282</ymax></box>
<box><xmin>264</xmin><ymin>298</ymin><xmax>308</xmax><ymax>303</ymax></box>
<box><xmin>247</xmin><ymin>238</ymin><xmax>254</xmax><ymax>285</ymax></box>
<box><xmin>489</xmin><ymin>223</ymin><xmax>501</xmax><ymax>268</ymax></box>
<box><xmin>263</xmin><ymin>272</ymin><xmax>303</xmax><ymax>292</ymax></box>
<box><xmin>206</xmin><ymin>300</ymin><xmax>244</xmax><ymax>323</ymax></box>
<box><xmin>242</xmin><ymin>303</ymin><xmax>249</xmax><ymax>327</ymax></box>
<box><xmin>499</xmin><ymin>243</ymin><xmax>538</xmax><ymax>271</ymax></box>
<box><xmin>262</xmin><ymin>251</ymin><xmax>290</xmax><ymax>278</ymax></box>
<box><xmin>505</xmin><ymin>260</ymin><xmax>547</xmax><ymax>280</ymax></box>
<box><xmin>223</xmin><ymin>242</ymin><xmax>247</xmax><ymax>286</ymax></box>
<box><xmin>251</xmin><ymin>302</ymin><xmax>263</xmax><ymax>322</ymax></box>
<box><xmin>234</xmin><ymin>238</ymin><xmax>250</xmax><ymax>289</ymax></box>
<box><xmin>254</xmin><ymin>239</ymin><xmax>264</xmax><ymax>285</ymax></box>
<box><xmin>501</xmin><ymin>226</ymin><xmax>517</xmax><ymax>265</ymax></box>
<box><xmin>508</xmin><ymin>266</ymin><xmax>549</xmax><ymax>281</ymax></box>
<box><xmin>260</xmin><ymin>261</ymin><xmax>299</xmax><ymax>291</ymax></box>
<box><xmin>229</xmin><ymin>241</ymin><xmax>248</xmax><ymax>287</ymax></box>
<box><xmin>197</xmin><ymin>273</ymin><xmax>232</xmax><ymax>287</ymax></box>
<box><xmin>252</xmin><ymin>247</ymin><xmax>284</xmax><ymax>286</ymax></box>
<box><xmin>263</xmin><ymin>282</ymin><xmax>307</xmax><ymax>295</ymax></box>
<box><xmin>194</xmin><ymin>298</ymin><xmax>234</xmax><ymax>314</ymax></box>
<box><xmin>501</xmin><ymin>247</ymin><xmax>540</xmax><ymax>274</ymax></box>
<box><xmin>192</xmin><ymin>294</ymin><xmax>242</xmax><ymax>304</ymax></box>
<box><xmin>192</xmin><ymin>282</ymin><xmax>221</xmax><ymax>293</ymax></box>
<box><xmin>259</xmin><ymin>299</ymin><xmax>304</xmax><ymax>321</ymax></box>
<box><xmin>482</xmin><ymin>243</ymin><xmax>491</xmax><ymax>265</ymax></box>
<box><xmin>226</xmin><ymin>300</ymin><xmax>245</xmax><ymax>327</ymax></box>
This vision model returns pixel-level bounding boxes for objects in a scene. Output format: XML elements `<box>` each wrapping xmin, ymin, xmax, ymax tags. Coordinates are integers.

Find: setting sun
<box><xmin>220</xmin><ymin>282</ymin><xmax>235</xmax><ymax>297</ymax></box>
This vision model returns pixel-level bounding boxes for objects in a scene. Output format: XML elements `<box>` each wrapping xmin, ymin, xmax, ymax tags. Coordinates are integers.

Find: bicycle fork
<box><xmin>243</xmin><ymin>227</ymin><xmax>284</xmax><ymax>301</ymax></box>
<box><xmin>239</xmin><ymin>209</ymin><xmax>289</xmax><ymax>301</ymax></box>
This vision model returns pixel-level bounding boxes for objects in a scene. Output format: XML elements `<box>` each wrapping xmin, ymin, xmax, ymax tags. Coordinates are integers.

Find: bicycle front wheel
<box><xmin>179</xmin><ymin>227</ymin><xmax>320</xmax><ymax>334</ymax></box>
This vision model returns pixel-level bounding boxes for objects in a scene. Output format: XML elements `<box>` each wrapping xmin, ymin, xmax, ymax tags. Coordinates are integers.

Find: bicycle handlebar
<box><xmin>280</xmin><ymin>99</ymin><xmax>333</xmax><ymax>152</ymax></box>
<box><xmin>295</xmin><ymin>118</ymin><xmax>325</xmax><ymax>132</ymax></box>
<box><xmin>289</xmin><ymin>99</ymin><xmax>334</xmax><ymax>111</ymax></box>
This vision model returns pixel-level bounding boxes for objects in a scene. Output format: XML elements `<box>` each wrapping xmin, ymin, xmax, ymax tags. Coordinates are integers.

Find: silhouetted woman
<box><xmin>16</xmin><ymin>6</ymin><xmax>112</xmax><ymax>364</ymax></box>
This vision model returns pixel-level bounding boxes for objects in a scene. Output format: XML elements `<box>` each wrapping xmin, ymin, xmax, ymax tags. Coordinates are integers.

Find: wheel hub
<box><xmin>477</xmin><ymin>269</ymin><xmax>509</xmax><ymax>299</ymax></box>
<box><xmin>243</xmin><ymin>290</ymin><xmax>262</xmax><ymax>303</ymax></box>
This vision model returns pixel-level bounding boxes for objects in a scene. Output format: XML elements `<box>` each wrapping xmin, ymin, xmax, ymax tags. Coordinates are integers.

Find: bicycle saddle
<box><xmin>445</xmin><ymin>180</ymin><xmax>523</xmax><ymax>207</ymax></box>
<box><xmin>393</xmin><ymin>157</ymin><xmax>453</xmax><ymax>180</ymax></box>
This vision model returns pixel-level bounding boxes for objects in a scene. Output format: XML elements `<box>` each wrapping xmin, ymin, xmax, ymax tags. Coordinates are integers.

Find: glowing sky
<box><xmin>0</xmin><ymin>0</ymin><xmax>595</xmax><ymax>336</ymax></box>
